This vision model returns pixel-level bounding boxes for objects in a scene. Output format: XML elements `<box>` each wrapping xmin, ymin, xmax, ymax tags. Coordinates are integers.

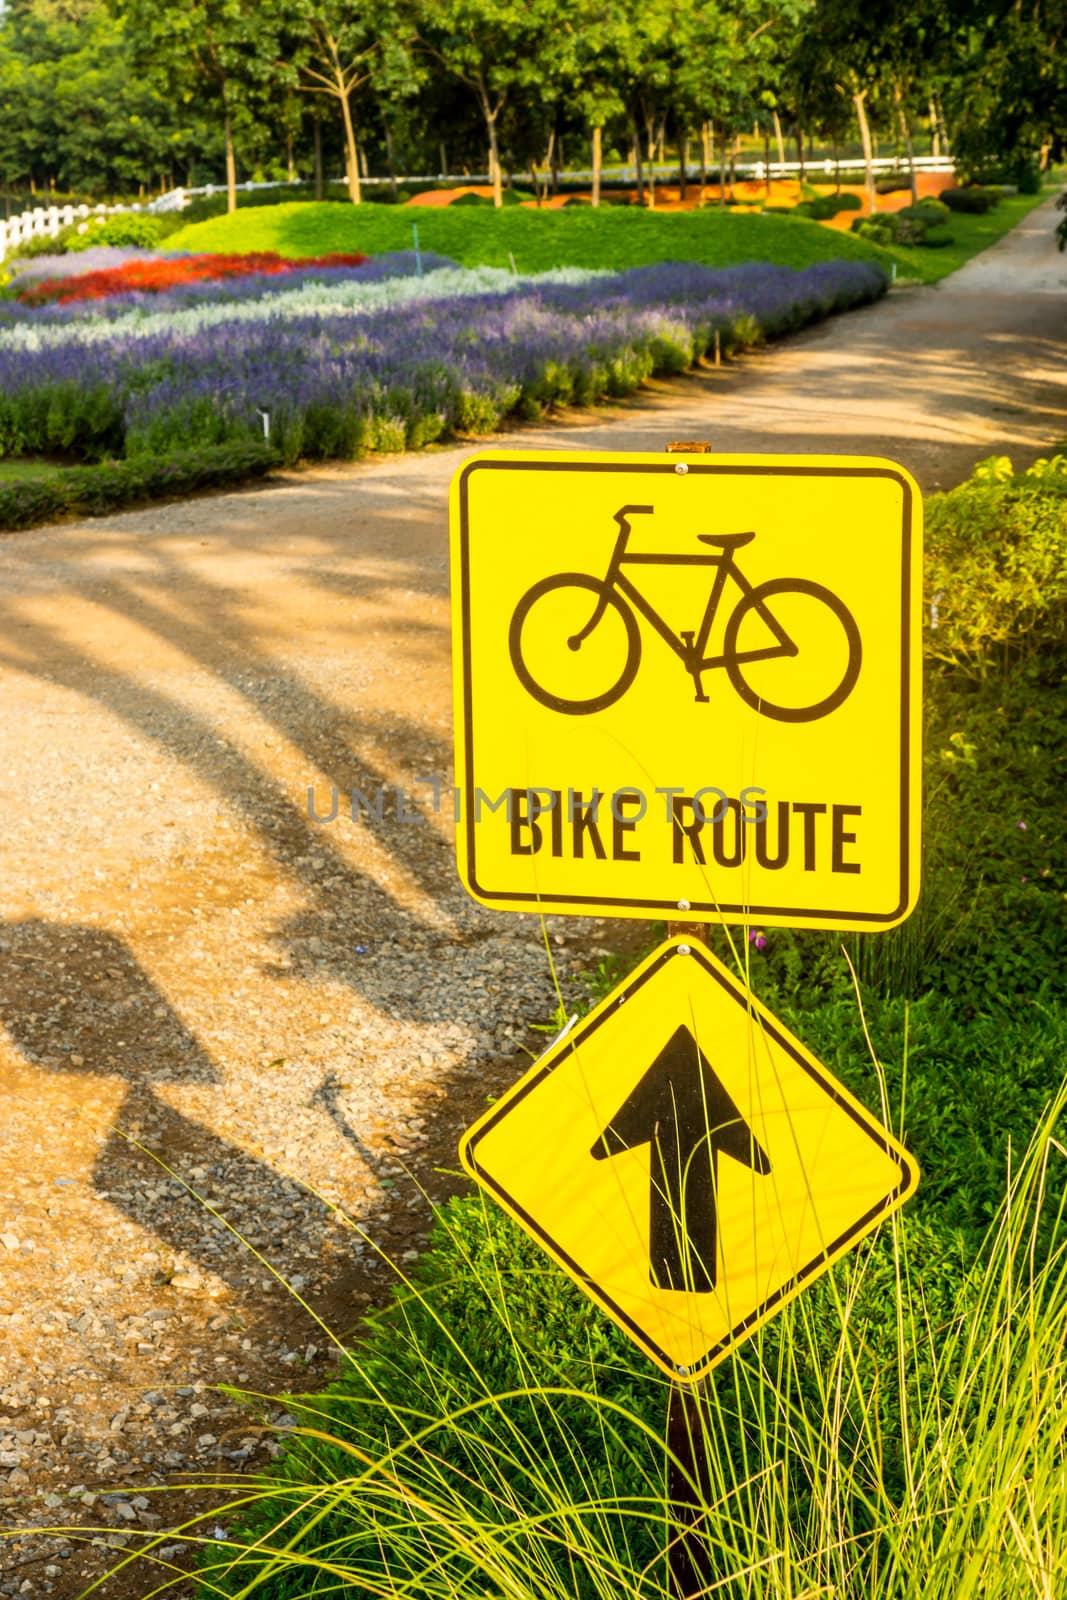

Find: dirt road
<box><xmin>0</xmin><ymin>190</ymin><xmax>1064</xmax><ymax>1595</ymax></box>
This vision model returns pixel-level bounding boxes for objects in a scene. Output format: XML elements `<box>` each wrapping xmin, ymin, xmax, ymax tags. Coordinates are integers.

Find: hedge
<box><xmin>0</xmin><ymin>439</ymin><xmax>278</xmax><ymax>531</ymax></box>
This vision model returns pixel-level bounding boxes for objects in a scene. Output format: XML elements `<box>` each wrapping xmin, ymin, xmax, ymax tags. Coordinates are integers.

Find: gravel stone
<box><xmin>0</xmin><ymin>206</ymin><xmax>1064</xmax><ymax>1597</ymax></box>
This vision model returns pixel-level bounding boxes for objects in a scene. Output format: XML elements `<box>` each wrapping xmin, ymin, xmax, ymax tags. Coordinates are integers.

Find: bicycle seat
<box><xmin>697</xmin><ymin>530</ymin><xmax>756</xmax><ymax>549</ymax></box>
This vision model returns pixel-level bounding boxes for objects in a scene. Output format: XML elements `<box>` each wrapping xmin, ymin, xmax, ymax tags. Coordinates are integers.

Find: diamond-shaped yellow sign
<box><xmin>460</xmin><ymin>937</ymin><xmax>919</xmax><ymax>1382</ymax></box>
<box><xmin>451</xmin><ymin>450</ymin><xmax>922</xmax><ymax>930</ymax></box>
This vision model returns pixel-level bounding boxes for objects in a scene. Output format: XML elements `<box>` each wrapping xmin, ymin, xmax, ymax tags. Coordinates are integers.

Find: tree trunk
<box><xmin>439</xmin><ymin>141</ymin><xmax>447</xmax><ymax>176</ymax></box>
<box><xmin>729</xmin><ymin>136</ymin><xmax>737</xmax><ymax>201</ymax></box>
<box><xmin>339</xmin><ymin>90</ymin><xmax>361</xmax><ymax>203</ymax></box>
<box><xmin>286</xmin><ymin>131</ymin><xmax>295</xmax><ymax>183</ymax></box>
<box><xmin>700</xmin><ymin>121</ymin><xmax>711</xmax><ymax>204</ymax></box>
<box><xmin>718</xmin><ymin>128</ymin><xmax>726</xmax><ymax>208</ymax></box>
<box><xmin>832</xmin><ymin>135</ymin><xmax>841</xmax><ymax>193</ymax></box>
<box><xmin>632</xmin><ymin>123</ymin><xmax>645</xmax><ymax>204</ymax></box>
<box><xmin>763</xmin><ymin>128</ymin><xmax>771</xmax><ymax>198</ymax></box>
<box><xmin>223</xmin><ymin>103</ymin><xmax>237</xmax><ymax>214</ymax></box>
<box><xmin>772</xmin><ymin>108</ymin><xmax>785</xmax><ymax>167</ymax></box>
<box><xmin>313</xmin><ymin>114</ymin><xmax>324</xmax><ymax>200</ymax></box>
<box><xmin>895</xmin><ymin>81</ymin><xmax>917</xmax><ymax>204</ymax></box>
<box><xmin>645</xmin><ymin>114</ymin><xmax>656</xmax><ymax>208</ymax></box>
<box><xmin>591</xmin><ymin>124</ymin><xmax>602</xmax><ymax>208</ymax></box>
<box><xmin>934</xmin><ymin>90</ymin><xmax>950</xmax><ymax>156</ymax></box>
<box><xmin>487</xmin><ymin>116</ymin><xmax>503</xmax><ymax>206</ymax></box>
<box><xmin>384</xmin><ymin>122</ymin><xmax>398</xmax><ymax>198</ymax></box>
<box><xmin>928</xmin><ymin>97</ymin><xmax>941</xmax><ymax>160</ymax></box>
<box><xmin>853</xmin><ymin>88</ymin><xmax>875</xmax><ymax>213</ymax></box>
<box><xmin>796</xmin><ymin>125</ymin><xmax>806</xmax><ymax>182</ymax></box>
<box><xmin>678</xmin><ymin>129</ymin><xmax>688</xmax><ymax>200</ymax></box>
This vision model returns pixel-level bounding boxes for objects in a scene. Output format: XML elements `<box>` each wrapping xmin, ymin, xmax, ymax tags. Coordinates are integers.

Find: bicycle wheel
<box><xmin>723</xmin><ymin>578</ymin><xmax>861</xmax><ymax>723</ymax></box>
<box><xmin>509</xmin><ymin>574</ymin><xmax>641</xmax><ymax>715</ymax></box>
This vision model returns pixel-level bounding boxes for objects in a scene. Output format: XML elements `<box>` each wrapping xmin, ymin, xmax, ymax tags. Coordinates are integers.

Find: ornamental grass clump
<box><xmin>57</xmin><ymin>1076</ymin><xmax>1066</xmax><ymax>1600</ymax></box>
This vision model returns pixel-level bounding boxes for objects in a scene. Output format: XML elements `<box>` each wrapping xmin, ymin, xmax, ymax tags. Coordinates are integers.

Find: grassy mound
<box><xmin>166</xmin><ymin>200</ymin><xmax>896</xmax><ymax>276</ymax></box>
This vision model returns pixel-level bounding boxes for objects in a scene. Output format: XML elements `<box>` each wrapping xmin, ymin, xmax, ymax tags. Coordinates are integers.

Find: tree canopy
<box><xmin>0</xmin><ymin>0</ymin><xmax>1060</xmax><ymax>207</ymax></box>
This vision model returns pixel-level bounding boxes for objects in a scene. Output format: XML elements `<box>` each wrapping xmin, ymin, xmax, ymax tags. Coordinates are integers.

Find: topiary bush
<box><xmin>850</xmin><ymin>209</ymin><xmax>953</xmax><ymax>247</ymax></box>
<box><xmin>898</xmin><ymin>200</ymin><xmax>950</xmax><ymax>226</ymax></box>
<box><xmin>939</xmin><ymin>186</ymin><xmax>1000</xmax><ymax>213</ymax></box>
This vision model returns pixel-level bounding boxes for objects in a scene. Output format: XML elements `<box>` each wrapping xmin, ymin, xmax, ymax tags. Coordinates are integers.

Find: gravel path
<box><xmin>0</xmin><ymin>190</ymin><xmax>1064</xmax><ymax>1598</ymax></box>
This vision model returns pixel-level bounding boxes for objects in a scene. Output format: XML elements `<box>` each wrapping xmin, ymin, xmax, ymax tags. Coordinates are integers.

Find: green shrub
<box><xmin>562</xmin><ymin>195</ymin><xmax>590</xmax><ymax>207</ymax></box>
<box><xmin>0</xmin><ymin>441</ymin><xmax>277</xmax><ymax>531</ymax></box>
<box><xmin>852</xmin><ymin>217</ymin><xmax>896</xmax><ymax>246</ymax></box>
<box><xmin>449</xmin><ymin>189</ymin><xmax>491</xmax><ymax>206</ymax></box>
<box><xmin>939</xmin><ymin>186</ymin><xmax>1000</xmax><ymax>213</ymax></box>
<box><xmin>5</xmin><ymin>230</ymin><xmax>73</xmax><ymax>261</ymax></box>
<box><xmin>1013</xmin><ymin>162</ymin><xmax>1042</xmax><ymax>195</ymax></box>
<box><xmin>65</xmin><ymin>213</ymin><xmax>167</xmax><ymax>252</ymax></box>
<box><xmin>833</xmin><ymin>191</ymin><xmax>862</xmax><ymax>210</ymax></box>
<box><xmin>923</xmin><ymin>453</ymin><xmax>1067</xmax><ymax>674</ymax></box>
<box><xmin>850</xmin><ymin>209</ymin><xmax>953</xmax><ymax>247</ymax></box>
<box><xmin>875</xmin><ymin>171</ymin><xmax>912</xmax><ymax>193</ymax></box>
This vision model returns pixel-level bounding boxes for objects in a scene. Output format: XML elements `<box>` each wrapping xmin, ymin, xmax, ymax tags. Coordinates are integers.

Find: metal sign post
<box><xmin>449</xmin><ymin>434</ymin><xmax>922</xmax><ymax>1600</ymax></box>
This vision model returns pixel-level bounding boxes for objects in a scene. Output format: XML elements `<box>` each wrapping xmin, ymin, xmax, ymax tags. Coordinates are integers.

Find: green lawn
<box><xmin>166</xmin><ymin>184</ymin><xmax>1059</xmax><ymax>284</ymax></box>
<box><xmin>0</xmin><ymin>457</ymin><xmax>62</xmax><ymax>482</ymax></box>
<box><xmin>882</xmin><ymin>186</ymin><xmax>1056</xmax><ymax>282</ymax></box>
<box><xmin>167</xmin><ymin>199</ymin><xmax>898</xmax><ymax>275</ymax></box>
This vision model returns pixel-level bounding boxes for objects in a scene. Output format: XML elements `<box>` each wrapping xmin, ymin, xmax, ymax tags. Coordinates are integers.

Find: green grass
<box><xmin>0</xmin><ymin>457</ymin><xmax>62</xmax><ymax>482</ymax></box>
<box><xmin>167</xmin><ymin>199</ymin><xmax>898</xmax><ymax>276</ymax></box>
<box><xmin>878</xmin><ymin>187</ymin><xmax>1056</xmax><ymax>283</ymax></box>
<box><xmin>165</xmin><ymin>185</ymin><xmax>1057</xmax><ymax>284</ymax></box>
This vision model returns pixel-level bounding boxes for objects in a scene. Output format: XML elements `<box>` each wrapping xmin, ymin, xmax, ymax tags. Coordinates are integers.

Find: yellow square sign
<box><xmin>460</xmin><ymin>936</ymin><xmax>919</xmax><ymax>1381</ymax></box>
<box><xmin>451</xmin><ymin>450</ymin><xmax>922</xmax><ymax>930</ymax></box>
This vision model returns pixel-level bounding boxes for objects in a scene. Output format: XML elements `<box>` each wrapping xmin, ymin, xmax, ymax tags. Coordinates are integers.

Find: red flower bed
<box><xmin>18</xmin><ymin>252</ymin><xmax>370</xmax><ymax>306</ymax></box>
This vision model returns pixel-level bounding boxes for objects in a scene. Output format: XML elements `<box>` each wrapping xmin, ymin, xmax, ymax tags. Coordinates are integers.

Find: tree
<box><xmin>285</xmin><ymin>0</ymin><xmax>415</xmax><ymax>204</ymax></box>
<box><xmin>415</xmin><ymin>0</ymin><xmax>567</xmax><ymax>207</ymax></box>
<box><xmin>116</xmin><ymin>0</ymin><xmax>287</xmax><ymax>212</ymax></box>
<box><xmin>945</xmin><ymin>1</ymin><xmax>1067</xmax><ymax>176</ymax></box>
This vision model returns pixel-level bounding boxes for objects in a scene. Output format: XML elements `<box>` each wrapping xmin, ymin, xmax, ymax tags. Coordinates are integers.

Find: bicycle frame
<box><xmin>571</xmin><ymin>504</ymin><xmax>794</xmax><ymax>691</ymax></box>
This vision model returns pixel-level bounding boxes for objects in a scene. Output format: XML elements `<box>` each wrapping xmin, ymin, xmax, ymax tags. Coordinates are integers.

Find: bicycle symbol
<box><xmin>508</xmin><ymin>503</ymin><xmax>862</xmax><ymax>722</ymax></box>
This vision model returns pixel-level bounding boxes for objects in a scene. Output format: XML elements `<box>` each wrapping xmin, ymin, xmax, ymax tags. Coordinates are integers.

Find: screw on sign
<box><xmin>450</xmin><ymin>440</ymin><xmax>922</xmax><ymax>1598</ymax></box>
<box><xmin>451</xmin><ymin>445</ymin><xmax>921</xmax><ymax>930</ymax></box>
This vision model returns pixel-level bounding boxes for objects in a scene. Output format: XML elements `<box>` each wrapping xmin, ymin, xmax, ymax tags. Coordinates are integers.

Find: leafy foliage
<box><xmin>923</xmin><ymin>453</ymin><xmax>1067</xmax><ymax>674</ymax></box>
<box><xmin>938</xmin><ymin>186</ymin><xmax>1000</xmax><ymax>214</ymax></box>
<box><xmin>0</xmin><ymin>439</ymin><xmax>277</xmax><ymax>529</ymax></box>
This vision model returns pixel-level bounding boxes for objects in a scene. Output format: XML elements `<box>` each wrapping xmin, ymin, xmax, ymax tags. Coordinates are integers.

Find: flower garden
<box><xmin>0</xmin><ymin>245</ymin><xmax>887</xmax><ymax>528</ymax></box>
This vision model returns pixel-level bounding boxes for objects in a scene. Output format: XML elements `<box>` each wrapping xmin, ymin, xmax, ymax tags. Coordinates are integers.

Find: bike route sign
<box><xmin>450</xmin><ymin>449</ymin><xmax>922</xmax><ymax>930</ymax></box>
<box><xmin>459</xmin><ymin>936</ymin><xmax>919</xmax><ymax>1381</ymax></box>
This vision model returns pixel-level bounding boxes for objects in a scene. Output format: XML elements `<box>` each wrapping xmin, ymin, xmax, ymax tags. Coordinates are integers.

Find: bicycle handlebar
<box><xmin>613</xmin><ymin>503</ymin><xmax>655</xmax><ymax>534</ymax></box>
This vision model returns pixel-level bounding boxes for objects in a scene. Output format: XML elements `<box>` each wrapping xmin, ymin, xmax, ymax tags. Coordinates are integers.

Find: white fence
<box><xmin>1</xmin><ymin>154</ymin><xmax>957</xmax><ymax>262</ymax></box>
<box><xmin>0</xmin><ymin>199</ymin><xmax>151</xmax><ymax>264</ymax></box>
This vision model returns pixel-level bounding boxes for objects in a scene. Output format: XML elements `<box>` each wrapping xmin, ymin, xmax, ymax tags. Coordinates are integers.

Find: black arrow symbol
<box><xmin>591</xmin><ymin>1024</ymin><xmax>771</xmax><ymax>1293</ymax></box>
